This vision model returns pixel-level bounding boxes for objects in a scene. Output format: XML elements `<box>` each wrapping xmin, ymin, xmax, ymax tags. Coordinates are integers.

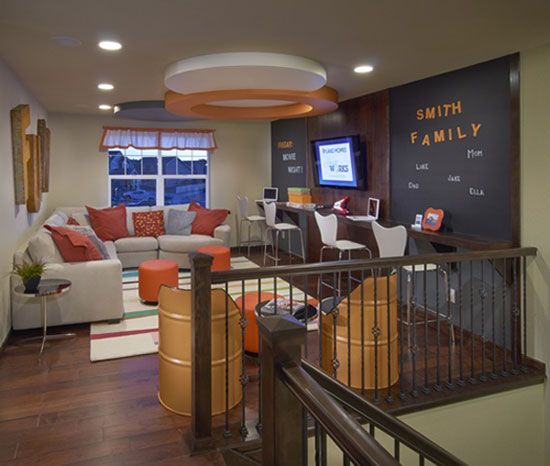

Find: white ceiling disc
<box><xmin>209</xmin><ymin>99</ymin><xmax>295</xmax><ymax>107</ymax></box>
<box><xmin>164</xmin><ymin>52</ymin><xmax>327</xmax><ymax>94</ymax></box>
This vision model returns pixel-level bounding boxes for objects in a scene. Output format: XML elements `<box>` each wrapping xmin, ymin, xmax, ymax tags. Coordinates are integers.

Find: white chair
<box><xmin>315</xmin><ymin>211</ymin><xmax>372</xmax><ymax>296</ymax></box>
<box><xmin>263</xmin><ymin>201</ymin><xmax>305</xmax><ymax>265</ymax></box>
<box><xmin>237</xmin><ymin>195</ymin><xmax>265</xmax><ymax>256</ymax></box>
<box><xmin>372</xmin><ymin>221</ymin><xmax>453</xmax><ymax>347</ymax></box>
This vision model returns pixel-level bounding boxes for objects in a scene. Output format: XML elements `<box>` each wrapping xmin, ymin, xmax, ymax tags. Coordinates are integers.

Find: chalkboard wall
<box><xmin>390</xmin><ymin>55</ymin><xmax>517</xmax><ymax>241</ymax></box>
<box><xmin>271</xmin><ymin>118</ymin><xmax>307</xmax><ymax>201</ymax></box>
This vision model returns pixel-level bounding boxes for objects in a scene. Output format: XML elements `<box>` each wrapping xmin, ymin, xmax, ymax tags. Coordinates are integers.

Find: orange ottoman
<box><xmin>139</xmin><ymin>259</ymin><xmax>179</xmax><ymax>303</ymax></box>
<box><xmin>235</xmin><ymin>292</ymin><xmax>283</xmax><ymax>354</ymax></box>
<box><xmin>197</xmin><ymin>245</ymin><xmax>231</xmax><ymax>271</ymax></box>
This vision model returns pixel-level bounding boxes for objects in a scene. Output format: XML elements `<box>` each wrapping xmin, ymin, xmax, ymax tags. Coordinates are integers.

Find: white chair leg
<box><xmin>247</xmin><ymin>221</ymin><xmax>252</xmax><ymax>257</ymax></box>
<box><xmin>274</xmin><ymin>230</ymin><xmax>280</xmax><ymax>263</ymax></box>
<box><xmin>263</xmin><ymin>227</ymin><xmax>272</xmax><ymax>265</ymax></box>
<box><xmin>298</xmin><ymin>228</ymin><xmax>306</xmax><ymax>263</ymax></box>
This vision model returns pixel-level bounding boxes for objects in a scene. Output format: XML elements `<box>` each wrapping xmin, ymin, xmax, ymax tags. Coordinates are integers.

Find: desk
<box><xmin>257</xmin><ymin>202</ymin><xmax>512</xmax><ymax>259</ymax></box>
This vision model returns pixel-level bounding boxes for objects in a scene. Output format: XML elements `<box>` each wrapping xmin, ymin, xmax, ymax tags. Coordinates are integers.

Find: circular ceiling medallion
<box><xmin>165</xmin><ymin>87</ymin><xmax>338</xmax><ymax>119</ymax></box>
<box><xmin>113</xmin><ymin>100</ymin><xmax>197</xmax><ymax>122</ymax></box>
<box><xmin>164</xmin><ymin>52</ymin><xmax>327</xmax><ymax>94</ymax></box>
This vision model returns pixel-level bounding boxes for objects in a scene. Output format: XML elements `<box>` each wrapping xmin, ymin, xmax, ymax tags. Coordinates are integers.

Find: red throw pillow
<box><xmin>86</xmin><ymin>205</ymin><xmax>129</xmax><ymax>241</ymax></box>
<box><xmin>133</xmin><ymin>210</ymin><xmax>165</xmax><ymax>237</ymax></box>
<box><xmin>67</xmin><ymin>216</ymin><xmax>80</xmax><ymax>226</ymax></box>
<box><xmin>188</xmin><ymin>201</ymin><xmax>229</xmax><ymax>236</ymax></box>
<box><xmin>45</xmin><ymin>225</ymin><xmax>102</xmax><ymax>262</ymax></box>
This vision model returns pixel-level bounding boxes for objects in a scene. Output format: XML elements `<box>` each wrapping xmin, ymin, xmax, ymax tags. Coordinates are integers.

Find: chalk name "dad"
<box><xmin>409</xmin><ymin>100</ymin><xmax>482</xmax><ymax>147</ymax></box>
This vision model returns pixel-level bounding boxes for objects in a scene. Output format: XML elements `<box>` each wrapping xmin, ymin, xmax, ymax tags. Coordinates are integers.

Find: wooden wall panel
<box><xmin>305</xmin><ymin>90</ymin><xmax>390</xmax><ymax>260</ymax></box>
<box><xmin>37</xmin><ymin>119</ymin><xmax>51</xmax><ymax>193</ymax></box>
<box><xmin>10</xmin><ymin>104</ymin><xmax>31</xmax><ymax>205</ymax></box>
<box><xmin>26</xmin><ymin>134</ymin><xmax>41</xmax><ymax>213</ymax></box>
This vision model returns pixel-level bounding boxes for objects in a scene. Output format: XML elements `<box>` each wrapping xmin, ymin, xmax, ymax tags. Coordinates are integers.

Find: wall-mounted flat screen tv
<box><xmin>312</xmin><ymin>135</ymin><xmax>366</xmax><ymax>189</ymax></box>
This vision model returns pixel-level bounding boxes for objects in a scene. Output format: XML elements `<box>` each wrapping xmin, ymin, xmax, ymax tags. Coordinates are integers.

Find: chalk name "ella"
<box><xmin>409</xmin><ymin>100</ymin><xmax>482</xmax><ymax>146</ymax></box>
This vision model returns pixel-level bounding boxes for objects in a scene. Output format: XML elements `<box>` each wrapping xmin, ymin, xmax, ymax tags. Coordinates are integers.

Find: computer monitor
<box><xmin>262</xmin><ymin>187</ymin><xmax>278</xmax><ymax>202</ymax></box>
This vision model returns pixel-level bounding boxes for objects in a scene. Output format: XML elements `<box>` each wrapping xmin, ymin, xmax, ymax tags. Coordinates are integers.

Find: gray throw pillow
<box><xmin>166</xmin><ymin>209</ymin><xmax>196</xmax><ymax>235</ymax></box>
<box><xmin>64</xmin><ymin>225</ymin><xmax>110</xmax><ymax>259</ymax></box>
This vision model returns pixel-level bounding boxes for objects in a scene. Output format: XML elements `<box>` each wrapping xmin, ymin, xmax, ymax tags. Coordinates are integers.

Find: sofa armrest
<box><xmin>213</xmin><ymin>224</ymin><xmax>231</xmax><ymax>246</ymax></box>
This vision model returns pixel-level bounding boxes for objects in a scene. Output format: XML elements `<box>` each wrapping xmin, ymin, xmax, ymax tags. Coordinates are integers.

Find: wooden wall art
<box><xmin>26</xmin><ymin>134</ymin><xmax>42</xmax><ymax>213</ymax></box>
<box><xmin>10</xmin><ymin>104</ymin><xmax>31</xmax><ymax>205</ymax></box>
<box><xmin>37</xmin><ymin>119</ymin><xmax>51</xmax><ymax>192</ymax></box>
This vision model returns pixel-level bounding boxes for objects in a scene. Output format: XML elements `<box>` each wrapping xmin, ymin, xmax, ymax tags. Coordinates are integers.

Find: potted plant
<box><xmin>12</xmin><ymin>261</ymin><xmax>46</xmax><ymax>294</ymax></box>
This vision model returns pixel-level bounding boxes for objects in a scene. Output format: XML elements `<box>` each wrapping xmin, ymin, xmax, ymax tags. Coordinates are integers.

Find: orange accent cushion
<box><xmin>133</xmin><ymin>210</ymin><xmax>165</xmax><ymax>237</ymax></box>
<box><xmin>45</xmin><ymin>225</ymin><xmax>102</xmax><ymax>262</ymax></box>
<box><xmin>86</xmin><ymin>205</ymin><xmax>129</xmax><ymax>241</ymax></box>
<box><xmin>197</xmin><ymin>245</ymin><xmax>230</xmax><ymax>271</ymax></box>
<box><xmin>188</xmin><ymin>201</ymin><xmax>229</xmax><ymax>236</ymax></box>
<box><xmin>138</xmin><ymin>259</ymin><xmax>179</xmax><ymax>302</ymax></box>
<box><xmin>67</xmin><ymin>216</ymin><xmax>80</xmax><ymax>226</ymax></box>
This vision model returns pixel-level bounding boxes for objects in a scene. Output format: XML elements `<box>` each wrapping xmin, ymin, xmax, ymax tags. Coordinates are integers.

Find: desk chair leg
<box><xmin>440</xmin><ymin>268</ymin><xmax>455</xmax><ymax>344</ymax></box>
<box><xmin>337</xmin><ymin>250</ymin><xmax>344</xmax><ymax>296</ymax></box>
<box><xmin>298</xmin><ymin>228</ymin><xmax>306</xmax><ymax>264</ymax></box>
<box><xmin>247</xmin><ymin>221</ymin><xmax>252</xmax><ymax>257</ymax></box>
<box><xmin>263</xmin><ymin>227</ymin><xmax>272</xmax><ymax>265</ymax></box>
<box><xmin>317</xmin><ymin>246</ymin><xmax>329</xmax><ymax>300</ymax></box>
<box><xmin>274</xmin><ymin>230</ymin><xmax>280</xmax><ymax>264</ymax></box>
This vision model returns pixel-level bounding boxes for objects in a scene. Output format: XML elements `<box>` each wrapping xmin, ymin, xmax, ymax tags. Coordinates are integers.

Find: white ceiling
<box><xmin>1</xmin><ymin>0</ymin><xmax>550</xmax><ymax>116</ymax></box>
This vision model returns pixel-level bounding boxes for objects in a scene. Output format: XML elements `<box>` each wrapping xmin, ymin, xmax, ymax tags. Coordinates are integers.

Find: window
<box><xmin>108</xmin><ymin>147</ymin><xmax>209</xmax><ymax>207</ymax></box>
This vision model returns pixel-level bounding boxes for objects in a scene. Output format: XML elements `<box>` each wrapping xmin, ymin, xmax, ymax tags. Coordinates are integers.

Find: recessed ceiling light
<box><xmin>97</xmin><ymin>83</ymin><xmax>114</xmax><ymax>91</ymax></box>
<box><xmin>98</xmin><ymin>40</ymin><xmax>122</xmax><ymax>51</ymax></box>
<box><xmin>98</xmin><ymin>104</ymin><xmax>112</xmax><ymax>110</ymax></box>
<box><xmin>354</xmin><ymin>64</ymin><xmax>374</xmax><ymax>74</ymax></box>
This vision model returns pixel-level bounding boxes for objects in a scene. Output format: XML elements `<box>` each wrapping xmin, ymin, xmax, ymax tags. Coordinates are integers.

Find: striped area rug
<box><xmin>90</xmin><ymin>257</ymin><xmax>317</xmax><ymax>362</ymax></box>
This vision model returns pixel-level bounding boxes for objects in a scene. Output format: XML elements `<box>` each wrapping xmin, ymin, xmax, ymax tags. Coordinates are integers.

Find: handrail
<box><xmin>211</xmin><ymin>247</ymin><xmax>537</xmax><ymax>283</ymax></box>
<box><xmin>302</xmin><ymin>360</ymin><xmax>468</xmax><ymax>466</ymax></box>
<box><xmin>280</xmin><ymin>363</ymin><xmax>400</xmax><ymax>466</ymax></box>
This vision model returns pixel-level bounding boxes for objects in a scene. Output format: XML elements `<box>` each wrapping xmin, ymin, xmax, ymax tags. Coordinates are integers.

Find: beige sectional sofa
<box><xmin>11</xmin><ymin>205</ymin><xmax>231</xmax><ymax>330</ymax></box>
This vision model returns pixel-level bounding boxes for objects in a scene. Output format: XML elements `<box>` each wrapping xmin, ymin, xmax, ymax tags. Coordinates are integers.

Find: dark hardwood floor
<box><xmin>0</xmin><ymin>248</ymin><xmax>545</xmax><ymax>465</ymax></box>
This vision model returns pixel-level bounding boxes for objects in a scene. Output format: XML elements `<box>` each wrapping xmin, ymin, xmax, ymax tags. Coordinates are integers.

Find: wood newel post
<box><xmin>189</xmin><ymin>252</ymin><xmax>214</xmax><ymax>451</ymax></box>
<box><xmin>258</xmin><ymin>315</ymin><xmax>306</xmax><ymax>466</ymax></box>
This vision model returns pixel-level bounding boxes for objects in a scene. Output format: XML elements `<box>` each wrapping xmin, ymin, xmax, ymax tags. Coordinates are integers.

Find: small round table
<box><xmin>14</xmin><ymin>279</ymin><xmax>74</xmax><ymax>355</ymax></box>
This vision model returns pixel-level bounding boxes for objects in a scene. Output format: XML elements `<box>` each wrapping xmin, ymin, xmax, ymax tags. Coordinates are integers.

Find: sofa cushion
<box><xmin>115</xmin><ymin>236</ymin><xmax>158</xmax><ymax>253</ymax></box>
<box><xmin>158</xmin><ymin>234</ymin><xmax>223</xmax><ymax>254</ymax></box>
<box><xmin>133</xmin><ymin>210</ymin><xmax>165</xmax><ymax>237</ymax></box>
<box><xmin>27</xmin><ymin>229</ymin><xmax>65</xmax><ymax>264</ymax></box>
<box><xmin>72</xmin><ymin>212</ymin><xmax>90</xmax><ymax>227</ymax></box>
<box><xmin>87</xmin><ymin>205</ymin><xmax>129</xmax><ymax>241</ymax></box>
<box><xmin>45</xmin><ymin>225</ymin><xmax>103</xmax><ymax>262</ymax></box>
<box><xmin>160</xmin><ymin>204</ymin><xmax>189</xmax><ymax>225</ymax></box>
<box><xmin>126</xmin><ymin>206</ymin><xmax>151</xmax><ymax>236</ymax></box>
<box><xmin>64</xmin><ymin>225</ymin><xmax>110</xmax><ymax>259</ymax></box>
<box><xmin>188</xmin><ymin>202</ymin><xmax>229</xmax><ymax>236</ymax></box>
<box><xmin>103</xmin><ymin>241</ymin><xmax>118</xmax><ymax>260</ymax></box>
<box><xmin>165</xmin><ymin>209</ymin><xmax>196</xmax><ymax>235</ymax></box>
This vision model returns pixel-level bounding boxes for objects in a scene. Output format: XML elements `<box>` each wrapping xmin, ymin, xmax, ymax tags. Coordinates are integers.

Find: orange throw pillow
<box><xmin>45</xmin><ymin>225</ymin><xmax>102</xmax><ymax>262</ymax></box>
<box><xmin>86</xmin><ymin>205</ymin><xmax>129</xmax><ymax>241</ymax></box>
<box><xmin>133</xmin><ymin>210</ymin><xmax>165</xmax><ymax>237</ymax></box>
<box><xmin>188</xmin><ymin>201</ymin><xmax>229</xmax><ymax>236</ymax></box>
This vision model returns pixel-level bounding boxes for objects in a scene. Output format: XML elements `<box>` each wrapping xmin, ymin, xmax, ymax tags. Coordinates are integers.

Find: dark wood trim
<box><xmin>188</xmin><ymin>252</ymin><xmax>215</xmax><ymax>452</ymax></box>
<box><xmin>509</xmin><ymin>53</ymin><xmax>521</xmax><ymax>247</ymax></box>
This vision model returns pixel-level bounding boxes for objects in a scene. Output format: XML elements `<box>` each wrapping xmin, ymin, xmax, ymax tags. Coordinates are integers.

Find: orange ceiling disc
<box><xmin>164</xmin><ymin>87</ymin><xmax>338</xmax><ymax>119</ymax></box>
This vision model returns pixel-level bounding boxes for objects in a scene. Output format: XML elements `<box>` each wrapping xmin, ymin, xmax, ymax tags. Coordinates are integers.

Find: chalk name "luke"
<box><xmin>409</xmin><ymin>100</ymin><xmax>482</xmax><ymax>147</ymax></box>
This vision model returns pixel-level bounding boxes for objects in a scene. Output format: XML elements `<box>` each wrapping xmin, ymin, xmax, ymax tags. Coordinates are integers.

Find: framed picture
<box><xmin>422</xmin><ymin>208</ymin><xmax>444</xmax><ymax>231</ymax></box>
<box><xmin>367</xmin><ymin>197</ymin><xmax>380</xmax><ymax>220</ymax></box>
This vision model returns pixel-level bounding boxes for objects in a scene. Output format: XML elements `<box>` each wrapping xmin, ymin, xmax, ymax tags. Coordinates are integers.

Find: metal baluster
<box><xmin>491</xmin><ymin>261</ymin><xmax>497</xmax><ymax>379</ymax></box>
<box><xmin>274</xmin><ymin>276</ymin><xmax>277</xmax><ymax>315</ymax></box>
<box><xmin>502</xmin><ymin>258</ymin><xmax>509</xmax><ymax>376</ymax></box>
<box><xmin>386</xmin><ymin>269</ymin><xmax>393</xmax><ymax>403</ymax></box>
<box><xmin>343</xmin><ymin>454</ymin><xmax>350</xmax><ymax>466</ymax></box>
<box><xmin>480</xmin><ymin>261</ymin><xmax>487</xmax><ymax>382</ymax></box>
<box><xmin>469</xmin><ymin>261</ymin><xmax>476</xmax><ymax>384</ymax></box>
<box><xmin>422</xmin><ymin>264</ymin><xmax>430</xmax><ymax>395</ymax></box>
<box><xmin>304</xmin><ymin>274</ymin><xmax>309</xmax><ymax>359</ymax></box>
<box><xmin>373</xmin><ymin>269</ymin><xmax>380</xmax><ymax>403</ymax></box>
<box><xmin>369</xmin><ymin>423</ymin><xmax>375</xmax><ymax>437</ymax></box>
<box><xmin>223</xmin><ymin>282</ymin><xmax>231</xmax><ymax>438</ymax></box>
<box><xmin>256</xmin><ymin>278</ymin><xmax>262</xmax><ymax>433</ymax></box>
<box><xmin>319</xmin><ymin>271</ymin><xmax>324</xmax><ymax>368</ymax></box>
<box><xmin>411</xmin><ymin>265</ymin><xmax>418</xmax><ymax>397</ymax></box>
<box><xmin>240</xmin><ymin>279</ymin><xmax>248</xmax><ymax>437</ymax></box>
<box><xmin>361</xmin><ymin>269</ymin><xmax>366</xmax><ymax>396</ymax></box>
<box><xmin>398</xmin><ymin>267</ymin><xmax>406</xmax><ymax>400</ymax></box>
<box><xmin>314</xmin><ymin>422</ymin><xmax>327</xmax><ymax>466</ymax></box>
<box><xmin>289</xmin><ymin>274</ymin><xmax>293</xmax><ymax>312</ymax></box>
<box><xmin>457</xmin><ymin>262</ymin><xmax>465</xmax><ymax>387</ymax></box>
<box><xmin>446</xmin><ymin>262</ymin><xmax>454</xmax><ymax>388</ymax></box>
<box><xmin>347</xmin><ymin>270</ymin><xmax>352</xmax><ymax>386</ymax></box>
<box><xmin>512</xmin><ymin>258</ymin><xmax>520</xmax><ymax>375</ymax></box>
<box><xmin>303</xmin><ymin>408</ymin><xmax>308</xmax><ymax>466</ymax></box>
<box><xmin>332</xmin><ymin>272</ymin><xmax>339</xmax><ymax>379</ymax></box>
<box><xmin>394</xmin><ymin>439</ymin><xmax>401</xmax><ymax>462</ymax></box>
<box><xmin>521</xmin><ymin>256</ymin><xmax>528</xmax><ymax>372</ymax></box>
<box><xmin>419</xmin><ymin>455</ymin><xmax>425</xmax><ymax>466</ymax></box>
<box><xmin>434</xmin><ymin>264</ymin><xmax>442</xmax><ymax>391</ymax></box>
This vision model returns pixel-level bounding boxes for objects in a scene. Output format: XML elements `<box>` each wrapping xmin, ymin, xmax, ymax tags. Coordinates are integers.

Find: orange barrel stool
<box><xmin>158</xmin><ymin>286</ymin><xmax>242</xmax><ymax>415</ymax></box>
<box><xmin>197</xmin><ymin>245</ymin><xmax>231</xmax><ymax>271</ymax></box>
<box><xmin>234</xmin><ymin>292</ymin><xmax>283</xmax><ymax>354</ymax></box>
<box><xmin>138</xmin><ymin>259</ymin><xmax>179</xmax><ymax>303</ymax></box>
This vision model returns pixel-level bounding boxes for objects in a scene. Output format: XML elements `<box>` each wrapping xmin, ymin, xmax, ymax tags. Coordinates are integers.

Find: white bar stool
<box><xmin>237</xmin><ymin>195</ymin><xmax>265</xmax><ymax>256</ymax></box>
<box><xmin>372</xmin><ymin>221</ymin><xmax>454</xmax><ymax>348</ymax></box>
<box><xmin>263</xmin><ymin>201</ymin><xmax>306</xmax><ymax>265</ymax></box>
<box><xmin>314</xmin><ymin>211</ymin><xmax>372</xmax><ymax>297</ymax></box>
